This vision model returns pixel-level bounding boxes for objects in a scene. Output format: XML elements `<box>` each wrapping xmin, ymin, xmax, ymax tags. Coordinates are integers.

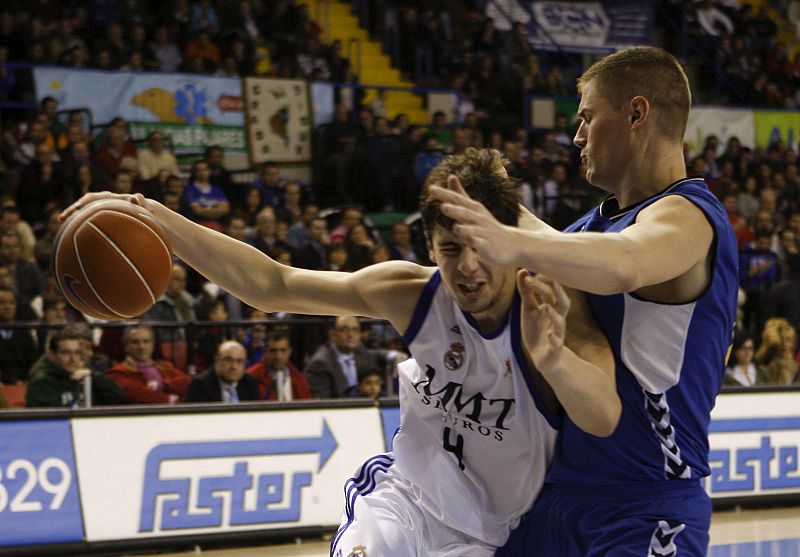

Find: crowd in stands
<box><xmin>1</xmin><ymin>1</ymin><xmax>800</xmax><ymax>409</ymax></box>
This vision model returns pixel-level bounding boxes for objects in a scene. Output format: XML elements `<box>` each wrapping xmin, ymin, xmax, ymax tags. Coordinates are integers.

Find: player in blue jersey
<box><xmin>432</xmin><ymin>46</ymin><xmax>738</xmax><ymax>556</ymax></box>
<box><xmin>61</xmin><ymin>149</ymin><xmax>619</xmax><ymax>556</ymax></box>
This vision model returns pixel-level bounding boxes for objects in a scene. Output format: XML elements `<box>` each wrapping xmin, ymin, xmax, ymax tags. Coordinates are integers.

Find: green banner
<box><xmin>754</xmin><ymin>110</ymin><xmax>800</xmax><ymax>149</ymax></box>
<box><xmin>128</xmin><ymin>122</ymin><xmax>246</xmax><ymax>153</ymax></box>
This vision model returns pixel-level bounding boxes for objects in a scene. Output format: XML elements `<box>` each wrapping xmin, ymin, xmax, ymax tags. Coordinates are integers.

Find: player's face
<box><xmin>574</xmin><ymin>80</ymin><xmax>633</xmax><ymax>190</ymax></box>
<box><xmin>428</xmin><ymin>225</ymin><xmax>515</xmax><ymax>329</ymax></box>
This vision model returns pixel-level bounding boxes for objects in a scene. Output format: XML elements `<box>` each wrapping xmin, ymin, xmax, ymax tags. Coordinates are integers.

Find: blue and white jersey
<box><xmin>396</xmin><ymin>271</ymin><xmax>559</xmax><ymax>547</ymax></box>
<box><xmin>549</xmin><ymin>178</ymin><xmax>738</xmax><ymax>487</ymax></box>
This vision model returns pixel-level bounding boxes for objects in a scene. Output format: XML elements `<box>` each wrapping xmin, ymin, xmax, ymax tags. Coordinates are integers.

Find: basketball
<box><xmin>53</xmin><ymin>199</ymin><xmax>173</xmax><ymax>320</ymax></box>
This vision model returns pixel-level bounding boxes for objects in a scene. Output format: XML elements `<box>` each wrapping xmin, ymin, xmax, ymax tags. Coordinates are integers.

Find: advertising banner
<box><xmin>0</xmin><ymin>420</ymin><xmax>83</xmax><ymax>546</ymax></box>
<box><xmin>489</xmin><ymin>0</ymin><xmax>652</xmax><ymax>54</ymax></box>
<box><xmin>72</xmin><ymin>408</ymin><xmax>383</xmax><ymax>541</ymax></box>
<box><xmin>243</xmin><ymin>77</ymin><xmax>312</xmax><ymax>164</ymax></box>
<box><xmin>684</xmin><ymin>106</ymin><xmax>756</xmax><ymax>156</ymax></box>
<box><xmin>754</xmin><ymin>109</ymin><xmax>800</xmax><ymax>150</ymax></box>
<box><xmin>33</xmin><ymin>68</ymin><xmax>246</xmax><ymax>154</ymax></box>
<box><xmin>706</xmin><ymin>391</ymin><xmax>800</xmax><ymax>499</ymax></box>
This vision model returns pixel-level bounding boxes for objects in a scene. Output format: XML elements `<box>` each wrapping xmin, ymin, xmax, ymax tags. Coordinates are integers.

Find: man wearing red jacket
<box><xmin>246</xmin><ymin>331</ymin><xmax>311</xmax><ymax>401</ymax></box>
<box><xmin>107</xmin><ymin>325</ymin><xmax>192</xmax><ymax>404</ymax></box>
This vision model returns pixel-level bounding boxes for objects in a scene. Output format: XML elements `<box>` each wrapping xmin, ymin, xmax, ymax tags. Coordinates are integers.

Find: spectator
<box><xmin>292</xmin><ymin>216</ymin><xmax>329</xmax><ymax>270</ymax></box>
<box><xmin>724</xmin><ymin>331</ymin><xmax>769</xmax><ymax>387</ymax></box>
<box><xmin>26</xmin><ymin>328</ymin><xmax>126</xmax><ymax>407</ymax></box>
<box><xmin>388</xmin><ymin>221</ymin><xmax>419</xmax><ymax>263</ymax></box>
<box><xmin>252</xmin><ymin>206</ymin><xmax>292</xmax><ymax>259</ymax></box>
<box><xmin>137</xmin><ymin>131</ymin><xmax>179</xmax><ymax>180</ymax></box>
<box><xmin>0</xmin><ymin>233</ymin><xmax>44</xmax><ymax>305</ymax></box>
<box><xmin>351</xmin><ymin>367</ymin><xmax>384</xmax><ymax>399</ymax></box>
<box><xmin>0</xmin><ymin>286</ymin><xmax>37</xmax><ymax>384</ymax></box>
<box><xmin>193</xmin><ymin>294</ymin><xmax>233</xmax><ymax>370</ymax></box>
<box><xmin>150</xmin><ymin>25</ymin><xmax>182</xmax><ymax>72</ymax></box>
<box><xmin>755</xmin><ymin>318</ymin><xmax>800</xmax><ymax>385</ymax></box>
<box><xmin>107</xmin><ymin>325</ymin><xmax>192</xmax><ymax>404</ymax></box>
<box><xmin>277</xmin><ymin>180</ymin><xmax>303</xmax><ymax>224</ymax></box>
<box><xmin>413</xmin><ymin>133</ymin><xmax>445</xmax><ymax>191</ymax></box>
<box><xmin>184</xmin><ymin>29</ymin><xmax>220</xmax><ymax>72</ymax></box>
<box><xmin>287</xmin><ymin>202</ymin><xmax>320</xmax><ymax>250</ymax></box>
<box><xmin>766</xmin><ymin>253</ymin><xmax>800</xmax><ymax>335</ymax></box>
<box><xmin>320</xmin><ymin>104</ymin><xmax>362</xmax><ymax>204</ymax></box>
<box><xmin>94</xmin><ymin>124</ymin><xmax>137</xmax><ymax>184</ymax></box>
<box><xmin>330</xmin><ymin>206</ymin><xmax>362</xmax><ymax>244</ymax></box>
<box><xmin>304</xmin><ymin>316</ymin><xmax>386</xmax><ymax>398</ymax></box>
<box><xmin>345</xmin><ymin>222</ymin><xmax>375</xmax><ymax>271</ymax></box>
<box><xmin>17</xmin><ymin>143</ymin><xmax>60</xmax><ymax>226</ymax></box>
<box><xmin>143</xmin><ymin>263</ymin><xmax>195</xmax><ymax>371</ymax></box>
<box><xmin>204</xmin><ymin>145</ymin><xmax>238</xmax><ymax>209</ymax></box>
<box><xmin>251</xmin><ymin>161</ymin><xmax>285</xmax><ymax>207</ymax></box>
<box><xmin>739</xmin><ymin>228</ymin><xmax>780</xmax><ymax>331</ymax></box>
<box><xmin>246</xmin><ymin>331</ymin><xmax>311</xmax><ymax>401</ymax></box>
<box><xmin>0</xmin><ymin>206</ymin><xmax>35</xmax><ymax>262</ymax></box>
<box><xmin>185</xmin><ymin>159</ymin><xmax>230</xmax><ymax>231</ymax></box>
<box><xmin>184</xmin><ymin>340</ymin><xmax>260</xmax><ymax>403</ymax></box>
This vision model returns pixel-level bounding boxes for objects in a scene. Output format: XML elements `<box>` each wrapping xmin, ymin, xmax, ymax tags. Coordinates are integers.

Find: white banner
<box><xmin>72</xmin><ymin>408</ymin><xmax>384</xmax><ymax>541</ymax></box>
<box><xmin>706</xmin><ymin>391</ymin><xmax>800</xmax><ymax>499</ymax></box>
<box><xmin>243</xmin><ymin>77</ymin><xmax>312</xmax><ymax>164</ymax></box>
<box><xmin>33</xmin><ymin>68</ymin><xmax>246</xmax><ymax>153</ymax></box>
<box><xmin>684</xmin><ymin>106</ymin><xmax>755</xmax><ymax>157</ymax></box>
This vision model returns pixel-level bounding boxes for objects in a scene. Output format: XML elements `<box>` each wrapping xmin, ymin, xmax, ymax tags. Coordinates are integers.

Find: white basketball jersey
<box><xmin>394</xmin><ymin>271</ymin><xmax>559</xmax><ymax>547</ymax></box>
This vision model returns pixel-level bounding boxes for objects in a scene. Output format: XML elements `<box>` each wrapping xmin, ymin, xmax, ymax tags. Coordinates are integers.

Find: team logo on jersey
<box><xmin>443</xmin><ymin>343</ymin><xmax>465</xmax><ymax>370</ymax></box>
<box><xmin>348</xmin><ymin>545</ymin><xmax>368</xmax><ymax>557</ymax></box>
<box><xmin>450</xmin><ymin>324</ymin><xmax>462</xmax><ymax>335</ymax></box>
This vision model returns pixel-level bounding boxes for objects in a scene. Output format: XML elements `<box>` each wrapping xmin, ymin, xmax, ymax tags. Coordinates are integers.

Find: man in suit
<box><xmin>304</xmin><ymin>316</ymin><xmax>386</xmax><ymax>398</ymax></box>
<box><xmin>247</xmin><ymin>331</ymin><xmax>311</xmax><ymax>401</ymax></box>
<box><xmin>184</xmin><ymin>340</ymin><xmax>260</xmax><ymax>403</ymax></box>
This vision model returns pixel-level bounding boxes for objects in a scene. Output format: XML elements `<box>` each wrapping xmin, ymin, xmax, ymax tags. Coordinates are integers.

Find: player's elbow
<box><xmin>587</xmin><ymin>399</ymin><xmax>621</xmax><ymax>438</ymax></box>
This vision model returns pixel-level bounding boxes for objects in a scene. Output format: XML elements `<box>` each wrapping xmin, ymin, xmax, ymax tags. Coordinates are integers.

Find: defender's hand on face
<box><xmin>59</xmin><ymin>192</ymin><xmax>150</xmax><ymax>222</ymax></box>
<box><xmin>429</xmin><ymin>175</ymin><xmax>518</xmax><ymax>267</ymax></box>
<box><xmin>518</xmin><ymin>271</ymin><xmax>569</xmax><ymax>374</ymax></box>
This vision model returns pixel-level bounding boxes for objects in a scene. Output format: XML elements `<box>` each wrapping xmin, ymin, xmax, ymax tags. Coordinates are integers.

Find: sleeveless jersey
<box><xmin>549</xmin><ymin>178</ymin><xmax>738</xmax><ymax>487</ymax></box>
<box><xmin>396</xmin><ymin>271</ymin><xmax>559</xmax><ymax>547</ymax></box>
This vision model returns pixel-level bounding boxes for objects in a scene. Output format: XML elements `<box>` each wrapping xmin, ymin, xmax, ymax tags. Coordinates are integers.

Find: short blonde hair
<box><xmin>578</xmin><ymin>46</ymin><xmax>691</xmax><ymax>141</ymax></box>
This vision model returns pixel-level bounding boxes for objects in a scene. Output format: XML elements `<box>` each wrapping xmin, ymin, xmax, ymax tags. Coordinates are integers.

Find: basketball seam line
<box><xmin>86</xmin><ymin>220</ymin><xmax>156</xmax><ymax>312</ymax></box>
<box><xmin>72</xmin><ymin>224</ymin><xmax>124</xmax><ymax>319</ymax></box>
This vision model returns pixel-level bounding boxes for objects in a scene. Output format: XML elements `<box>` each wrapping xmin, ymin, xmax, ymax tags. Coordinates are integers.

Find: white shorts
<box><xmin>330</xmin><ymin>453</ymin><xmax>495</xmax><ymax>557</ymax></box>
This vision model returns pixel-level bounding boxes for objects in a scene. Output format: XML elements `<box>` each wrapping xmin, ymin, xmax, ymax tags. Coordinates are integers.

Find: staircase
<box><xmin>300</xmin><ymin>0</ymin><xmax>429</xmax><ymax>124</ymax></box>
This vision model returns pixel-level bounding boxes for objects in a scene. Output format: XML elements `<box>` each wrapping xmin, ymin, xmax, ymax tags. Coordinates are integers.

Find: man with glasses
<box><xmin>304</xmin><ymin>315</ymin><xmax>387</xmax><ymax>398</ymax></box>
<box><xmin>184</xmin><ymin>340</ymin><xmax>260</xmax><ymax>403</ymax></box>
<box><xmin>26</xmin><ymin>326</ymin><xmax>126</xmax><ymax>407</ymax></box>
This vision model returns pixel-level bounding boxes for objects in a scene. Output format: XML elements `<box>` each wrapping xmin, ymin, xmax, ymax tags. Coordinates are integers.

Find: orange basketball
<box><xmin>53</xmin><ymin>199</ymin><xmax>173</xmax><ymax>320</ymax></box>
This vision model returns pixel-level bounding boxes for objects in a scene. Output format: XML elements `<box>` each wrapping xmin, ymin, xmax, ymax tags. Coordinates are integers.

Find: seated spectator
<box><xmin>0</xmin><ymin>286</ymin><xmax>37</xmax><ymax>384</ymax></box>
<box><xmin>251</xmin><ymin>161</ymin><xmax>285</xmax><ymax>207</ymax></box>
<box><xmin>739</xmin><ymin>228</ymin><xmax>779</xmax><ymax>331</ymax></box>
<box><xmin>137</xmin><ymin>131</ymin><xmax>179</xmax><ymax>180</ymax></box>
<box><xmin>413</xmin><ymin>133</ymin><xmax>445</xmax><ymax>191</ymax></box>
<box><xmin>0</xmin><ymin>233</ymin><xmax>44</xmax><ymax>307</ymax></box>
<box><xmin>193</xmin><ymin>294</ymin><xmax>233</xmax><ymax>370</ymax></box>
<box><xmin>292</xmin><ymin>216</ymin><xmax>329</xmax><ymax>270</ymax></box>
<box><xmin>143</xmin><ymin>263</ymin><xmax>195</xmax><ymax>371</ymax></box>
<box><xmin>73</xmin><ymin>322</ymin><xmax>112</xmax><ymax>375</ymax></box>
<box><xmin>304</xmin><ymin>316</ymin><xmax>387</xmax><ymax>398</ymax></box>
<box><xmin>349</xmin><ymin>367</ymin><xmax>384</xmax><ymax>399</ymax></box>
<box><xmin>0</xmin><ymin>206</ymin><xmax>36</xmax><ymax>262</ymax></box>
<box><xmin>756</xmin><ymin>317</ymin><xmax>800</xmax><ymax>385</ymax></box>
<box><xmin>387</xmin><ymin>221</ymin><xmax>418</xmax><ymax>263</ymax></box>
<box><xmin>724</xmin><ymin>331</ymin><xmax>769</xmax><ymax>387</ymax></box>
<box><xmin>184</xmin><ymin>29</ymin><xmax>221</xmax><ymax>72</ymax></box>
<box><xmin>184</xmin><ymin>340</ymin><xmax>260</xmax><ymax>403</ymax></box>
<box><xmin>242</xmin><ymin>308</ymin><xmax>268</xmax><ymax>366</ymax></box>
<box><xmin>345</xmin><ymin>223</ymin><xmax>375</xmax><ymax>271</ymax></box>
<box><xmin>185</xmin><ymin>159</ymin><xmax>230</xmax><ymax>231</ymax></box>
<box><xmin>94</xmin><ymin>125</ymin><xmax>137</xmax><ymax>184</ymax></box>
<box><xmin>26</xmin><ymin>327</ymin><xmax>126</xmax><ymax>407</ymax></box>
<box><xmin>287</xmin><ymin>202</ymin><xmax>321</xmax><ymax>250</ymax></box>
<box><xmin>151</xmin><ymin>25</ymin><xmax>182</xmax><ymax>72</ymax></box>
<box><xmin>247</xmin><ymin>331</ymin><xmax>311</xmax><ymax>401</ymax></box>
<box><xmin>767</xmin><ymin>253</ymin><xmax>800</xmax><ymax>334</ymax></box>
<box><xmin>327</xmin><ymin>244</ymin><xmax>349</xmax><ymax>271</ymax></box>
<box><xmin>205</xmin><ymin>145</ymin><xmax>238</xmax><ymax>209</ymax></box>
<box><xmin>252</xmin><ymin>206</ymin><xmax>292</xmax><ymax>258</ymax></box>
<box><xmin>17</xmin><ymin>143</ymin><xmax>61</xmax><ymax>226</ymax></box>
<box><xmin>107</xmin><ymin>325</ymin><xmax>192</xmax><ymax>404</ymax></box>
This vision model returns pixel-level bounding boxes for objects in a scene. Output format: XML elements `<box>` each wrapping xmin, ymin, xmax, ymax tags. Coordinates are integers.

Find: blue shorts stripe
<box><xmin>330</xmin><ymin>453</ymin><xmax>395</xmax><ymax>557</ymax></box>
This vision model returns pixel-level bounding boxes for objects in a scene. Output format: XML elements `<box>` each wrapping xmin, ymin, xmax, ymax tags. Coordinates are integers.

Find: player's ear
<box><xmin>629</xmin><ymin>96</ymin><xmax>650</xmax><ymax>128</ymax></box>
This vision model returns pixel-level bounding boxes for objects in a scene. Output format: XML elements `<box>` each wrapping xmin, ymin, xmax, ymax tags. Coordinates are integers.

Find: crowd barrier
<box><xmin>0</xmin><ymin>387</ymin><xmax>799</xmax><ymax>555</ymax></box>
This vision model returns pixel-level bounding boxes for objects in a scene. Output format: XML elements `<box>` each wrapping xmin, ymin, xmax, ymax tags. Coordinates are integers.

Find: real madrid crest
<box><xmin>348</xmin><ymin>545</ymin><xmax>368</xmax><ymax>557</ymax></box>
<box><xmin>444</xmin><ymin>343</ymin><xmax>465</xmax><ymax>370</ymax></box>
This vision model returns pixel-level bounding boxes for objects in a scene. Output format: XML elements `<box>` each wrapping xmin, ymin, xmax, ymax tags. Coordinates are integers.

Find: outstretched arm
<box><xmin>61</xmin><ymin>193</ymin><xmax>432</xmax><ymax>331</ymax></box>
<box><xmin>432</xmin><ymin>177</ymin><xmax>712</xmax><ymax>295</ymax></box>
<box><xmin>518</xmin><ymin>271</ymin><xmax>620</xmax><ymax>437</ymax></box>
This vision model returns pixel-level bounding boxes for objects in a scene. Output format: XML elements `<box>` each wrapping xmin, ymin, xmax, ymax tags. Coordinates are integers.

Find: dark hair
<box><xmin>729</xmin><ymin>331</ymin><xmax>755</xmax><ymax>367</ymax></box>
<box><xmin>49</xmin><ymin>326</ymin><xmax>87</xmax><ymax>352</ymax></box>
<box><xmin>357</xmin><ymin>367</ymin><xmax>383</xmax><ymax>383</ymax></box>
<box><xmin>419</xmin><ymin>148</ymin><xmax>519</xmax><ymax>238</ymax></box>
<box><xmin>266</xmin><ymin>330</ymin><xmax>291</xmax><ymax>345</ymax></box>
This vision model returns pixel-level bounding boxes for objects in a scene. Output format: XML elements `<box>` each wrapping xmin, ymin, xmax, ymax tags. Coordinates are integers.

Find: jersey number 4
<box><xmin>443</xmin><ymin>427</ymin><xmax>465</xmax><ymax>471</ymax></box>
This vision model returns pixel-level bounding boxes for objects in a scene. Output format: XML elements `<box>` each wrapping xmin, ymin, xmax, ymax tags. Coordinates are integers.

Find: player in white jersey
<box><xmin>61</xmin><ymin>149</ymin><xmax>618</xmax><ymax>556</ymax></box>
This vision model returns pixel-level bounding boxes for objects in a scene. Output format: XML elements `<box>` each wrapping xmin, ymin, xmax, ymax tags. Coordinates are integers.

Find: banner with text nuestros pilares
<box><xmin>33</xmin><ymin>68</ymin><xmax>246</xmax><ymax>154</ymax></box>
